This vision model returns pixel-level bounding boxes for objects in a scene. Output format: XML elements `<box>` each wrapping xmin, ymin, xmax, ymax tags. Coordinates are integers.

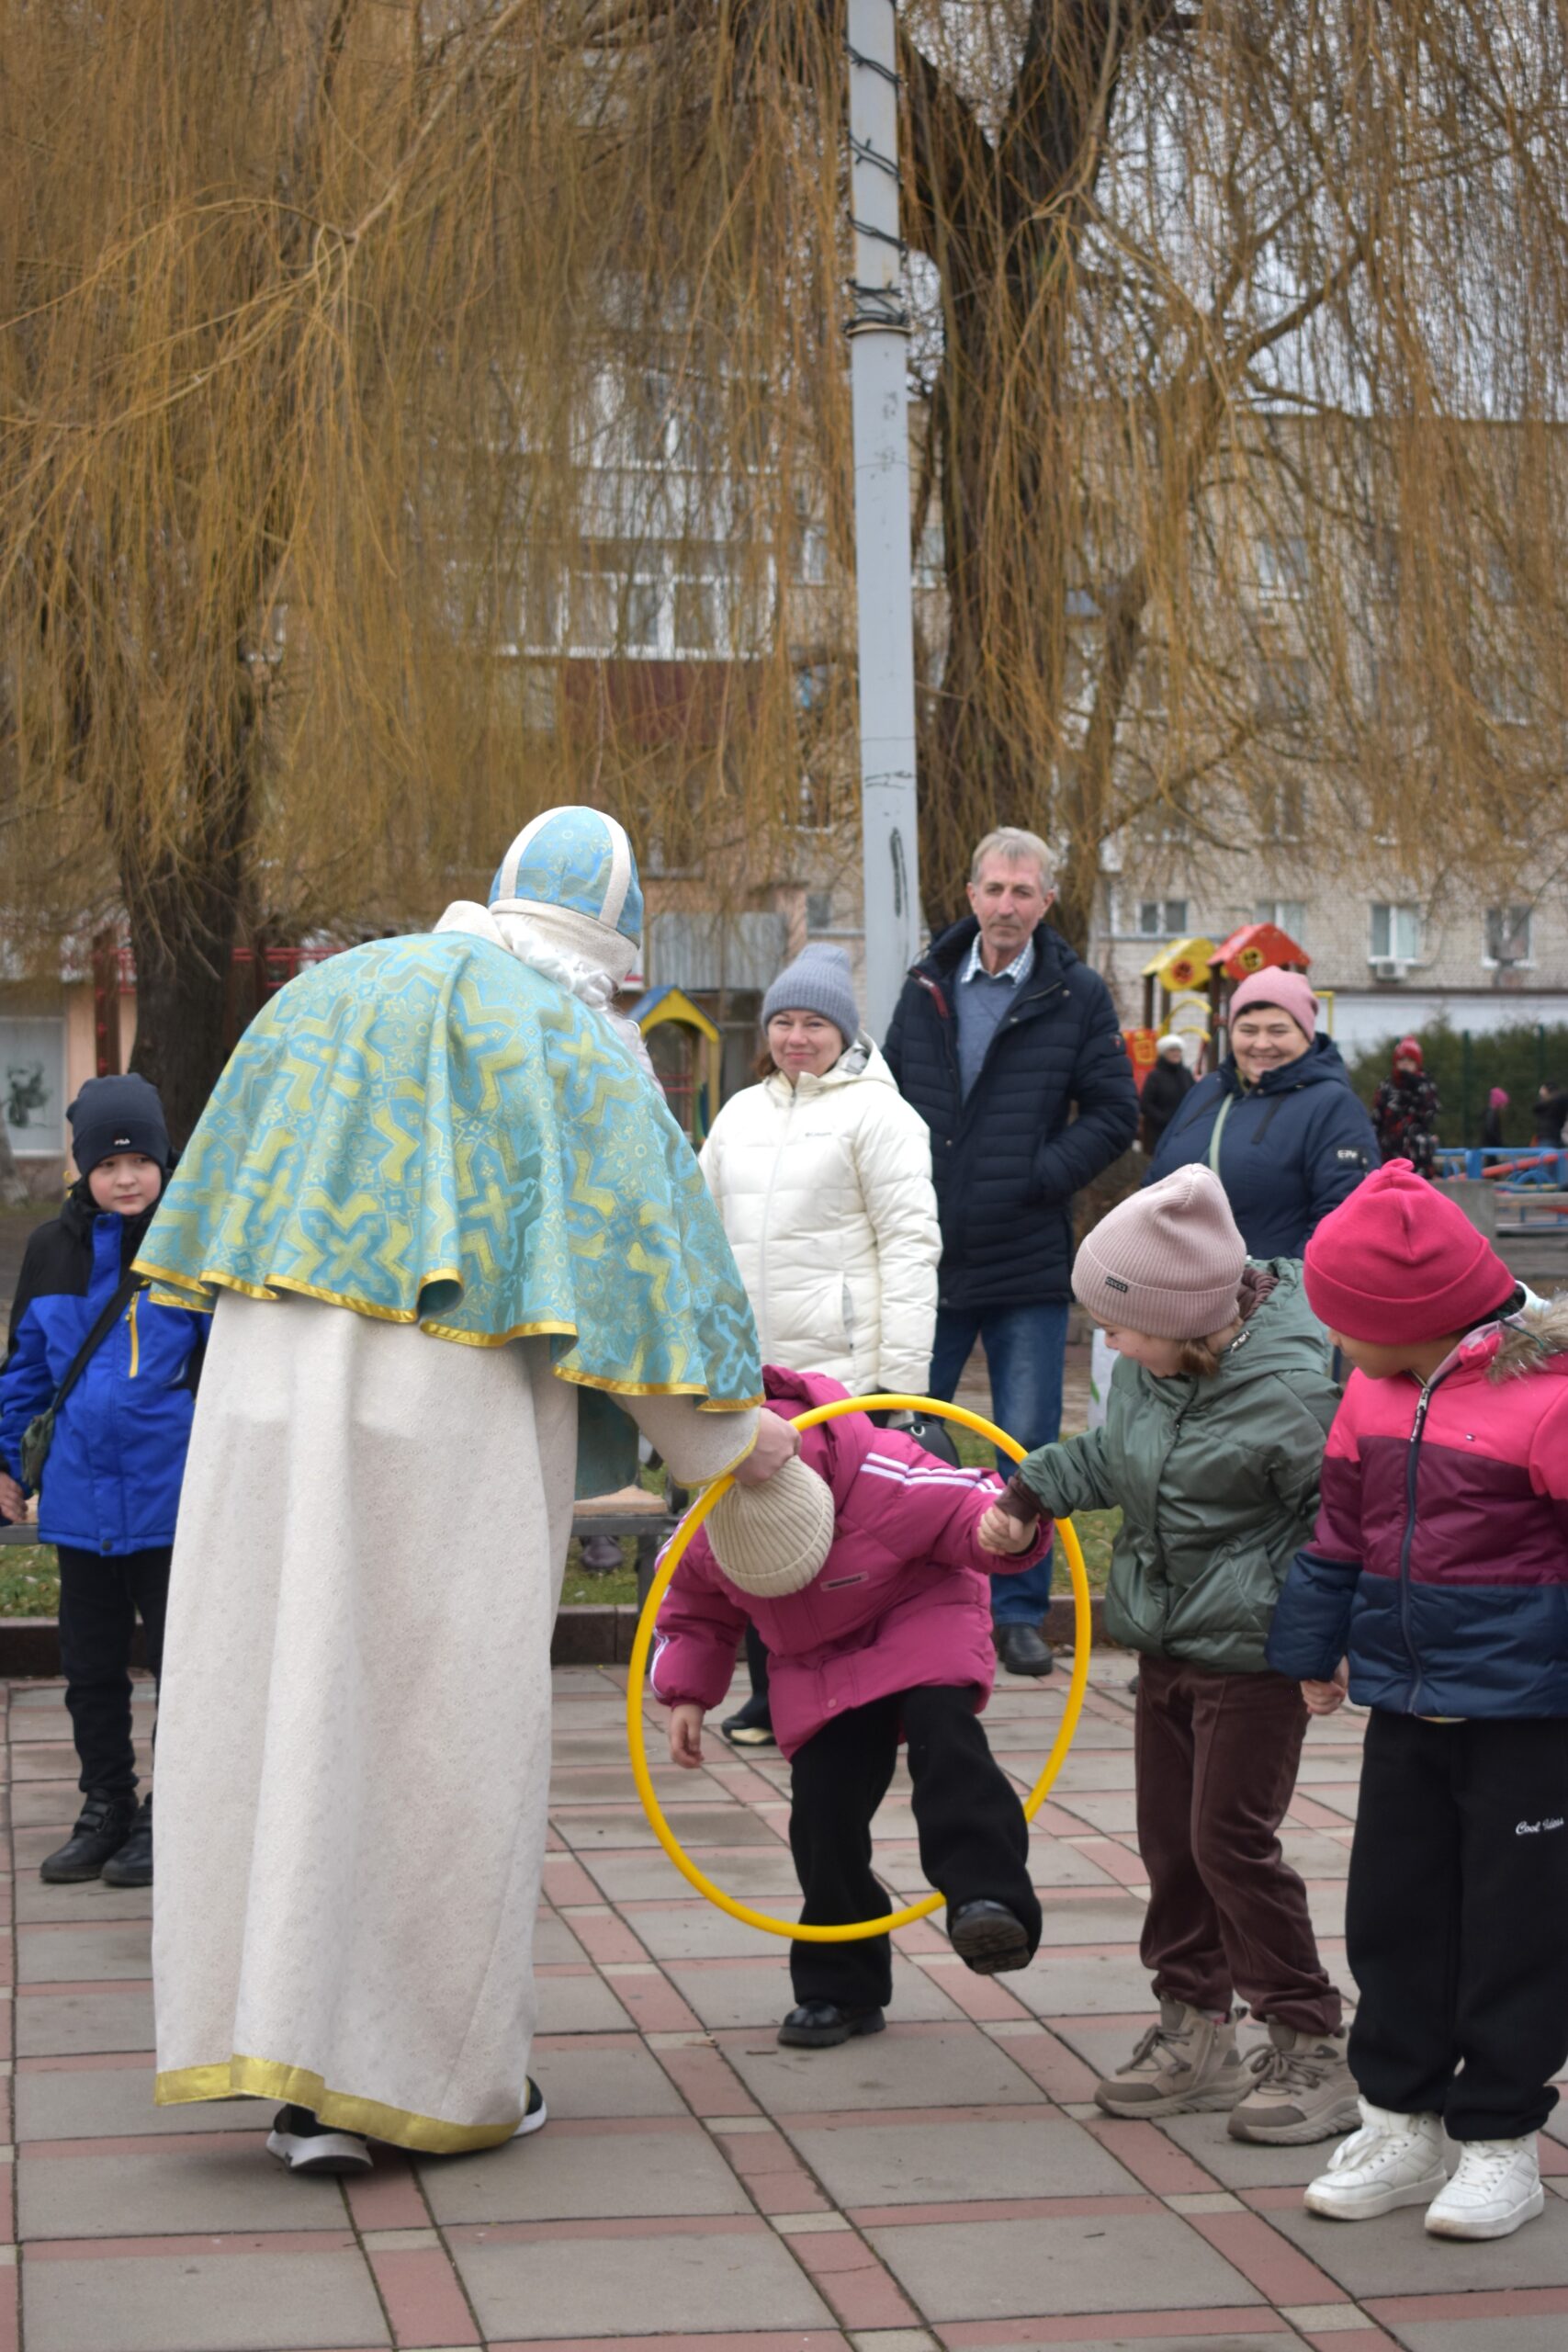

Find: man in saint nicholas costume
<box><xmin>137</xmin><ymin>808</ymin><xmax>792</xmax><ymax>2171</ymax></box>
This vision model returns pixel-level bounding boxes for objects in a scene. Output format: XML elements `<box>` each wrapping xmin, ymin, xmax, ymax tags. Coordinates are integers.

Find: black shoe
<box><xmin>778</xmin><ymin>2002</ymin><xmax>886</xmax><ymax>2049</ymax></box>
<box><xmin>100</xmin><ymin>1794</ymin><xmax>152</xmax><ymax>1888</ymax></box>
<box><xmin>996</xmin><ymin>1623</ymin><xmax>1055</xmax><ymax>1678</ymax></box>
<box><xmin>721</xmin><ymin>1690</ymin><xmax>776</xmax><ymax>1749</ymax></box>
<box><xmin>39</xmin><ymin>1792</ymin><xmax>139</xmax><ymax>1884</ymax></box>
<box><xmin>949</xmin><ymin>1899</ymin><xmax>1033</xmax><ymax>1976</ymax></box>
<box><xmin>513</xmin><ymin>2076</ymin><xmax>547</xmax><ymax>2139</ymax></box>
<box><xmin>266</xmin><ymin>2104</ymin><xmax>373</xmax><ymax>2175</ymax></box>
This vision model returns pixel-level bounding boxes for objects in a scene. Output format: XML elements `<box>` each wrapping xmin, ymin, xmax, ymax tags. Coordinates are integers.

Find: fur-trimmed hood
<box><xmin>1493</xmin><ymin>1291</ymin><xmax>1568</xmax><ymax>1379</ymax></box>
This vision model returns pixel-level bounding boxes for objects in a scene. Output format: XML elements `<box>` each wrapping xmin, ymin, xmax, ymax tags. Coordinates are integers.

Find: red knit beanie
<box><xmin>1303</xmin><ymin>1160</ymin><xmax>1516</xmax><ymax>1344</ymax></box>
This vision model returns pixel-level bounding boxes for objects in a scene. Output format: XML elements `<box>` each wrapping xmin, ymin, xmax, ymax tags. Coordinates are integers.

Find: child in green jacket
<box><xmin>982</xmin><ymin>1165</ymin><xmax>1352</xmax><ymax>2145</ymax></box>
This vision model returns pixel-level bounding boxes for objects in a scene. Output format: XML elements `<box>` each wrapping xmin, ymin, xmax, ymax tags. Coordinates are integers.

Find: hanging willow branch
<box><xmin>0</xmin><ymin>1</ymin><xmax>1564</xmax><ymax>1131</ymax></box>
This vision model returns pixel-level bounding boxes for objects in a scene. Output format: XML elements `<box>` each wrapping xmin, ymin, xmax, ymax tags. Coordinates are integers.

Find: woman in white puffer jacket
<box><xmin>700</xmin><ymin>943</ymin><xmax>941</xmax><ymax>1398</ymax></box>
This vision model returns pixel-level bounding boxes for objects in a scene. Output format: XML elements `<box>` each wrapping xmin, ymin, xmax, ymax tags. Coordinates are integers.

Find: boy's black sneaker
<box><xmin>101</xmin><ymin>1794</ymin><xmax>152</xmax><ymax>1888</ymax></box>
<box><xmin>39</xmin><ymin>1792</ymin><xmax>138</xmax><ymax>1884</ymax></box>
<box><xmin>778</xmin><ymin>2002</ymin><xmax>886</xmax><ymax>2049</ymax></box>
<box><xmin>266</xmin><ymin>2105</ymin><xmax>373</xmax><ymax>2175</ymax></box>
<box><xmin>949</xmin><ymin>1899</ymin><xmax>1033</xmax><ymax>1975</ymax></box>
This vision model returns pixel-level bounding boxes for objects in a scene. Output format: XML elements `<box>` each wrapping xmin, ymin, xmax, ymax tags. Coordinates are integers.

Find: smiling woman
<box><xmin>1144</xmin><ymin>968</ymin><xmax>1379</xmax><ymax>1259</ymax></box>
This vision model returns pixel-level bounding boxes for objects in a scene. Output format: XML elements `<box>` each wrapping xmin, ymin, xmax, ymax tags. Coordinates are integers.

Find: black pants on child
<box><xmin>788</xmin><ymin>1683</ymin><xmax>1041</xmax><ymax>2012</ymax></box>
<box><xmin>1348</xmin><ymin>1709</ymin><xmax>1568</xmax><ymax>2141</ymax></box>
<box><xmin>56</xmin><ymin>1545</ymin><xmax>169</xmax><ymax>1797</ymax></box>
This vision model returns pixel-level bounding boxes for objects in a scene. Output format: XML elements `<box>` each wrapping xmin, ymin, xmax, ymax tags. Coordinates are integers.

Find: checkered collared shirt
<box><xmin>959</xmin><ymin>933</ymin><xmax>1035</xmax><ymax>989</ymax></box>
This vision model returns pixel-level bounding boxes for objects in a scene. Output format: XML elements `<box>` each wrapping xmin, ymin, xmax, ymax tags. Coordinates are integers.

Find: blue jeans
<box><xmin>928</xmin><ymin>1301</ymin><xmax>1068</xmax><ymax>1627</ymax></box>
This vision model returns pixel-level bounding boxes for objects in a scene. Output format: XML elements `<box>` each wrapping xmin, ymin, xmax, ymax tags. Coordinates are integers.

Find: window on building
<box><xmin>1258</xmin><ymin>655</ymin><xmax>1313</xmax><ymax>725</ymax></box>
<box><xmin>1367</xmin><ymin>522</ymin><xmax>1401</xmax><ymax>604</ymax></box>
<box><xmin>1133</xmin><ymin>899</ymin><xmax>1189</xmax><ymax>939</ymax></box>
<box><xmin>1370</xmin><ymin>903</ymin><xmax>1423</xmax><ymax>963</ymax></box>
<box><xmin>1258</xmin><ymin>534</ymin><xmax>1310</xmax><ymax>603</ymax></box>
<box><xmin>806</xmin><ymin>890</ymin><xmax>834</xmax><ymax>933</ymax></box>
<box><xmin>621</xmin><ymin>574</ymin><xmax>662</xmax><ymax>651</ymax></box>
<box><xmin>1254</xmin><ymin>899</ymin><xmax>1308</xmax><ymax>942</ymax></box>
<box><xmin>673</xmin><ymin>578</ymin><xmax>718</xmax><ymax>652</ymax></box>
<box><xmin>1484</xmin><ymin>905</ymin><xmax>1533</xmax><ymax>967</ymax></box>
<box><xmin>1258</xmin><ymin>779</ymin><xmax>1309</xmax><ymax>841</ymax></box>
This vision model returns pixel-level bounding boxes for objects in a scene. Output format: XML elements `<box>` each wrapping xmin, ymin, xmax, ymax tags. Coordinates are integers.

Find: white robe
<box><xmin>152</xmin><ymin>1288</ymin><xmax>753</xmax><ymax>2152</ymax></box>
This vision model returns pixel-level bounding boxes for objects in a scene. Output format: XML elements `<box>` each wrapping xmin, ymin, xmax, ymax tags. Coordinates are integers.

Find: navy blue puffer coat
<box><xmin>883</xmin><ymin>919</ymin><xmax>1139</xmax><ymax>1311</ymax></box>
<box><xmin>1144</xmin><ymin>1037</ymin><xmax>1377</xmax><ymax>1260</ymax></box>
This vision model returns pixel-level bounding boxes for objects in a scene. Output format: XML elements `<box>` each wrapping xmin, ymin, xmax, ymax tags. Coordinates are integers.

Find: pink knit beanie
<box><xmin>1073</xmin><ymin>1166</ymin><xmax>1247</xmax><ymax>1340</ymax></box>
<box><xmin>1229</xmin><ymin>967</ymin><xmax>1318</xmax><ymax>1038</ymax></box>
<box><xmin>1303</xmin><ymin>1160</ymin><xmax>1516</xmax><ymax>1344</ymax></box>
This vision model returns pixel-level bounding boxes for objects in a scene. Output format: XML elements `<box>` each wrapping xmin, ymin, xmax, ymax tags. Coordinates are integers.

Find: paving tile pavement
<box><xmin>2</xmin><ymin>1659</ymin><xmax>1561</xmax><ymax>2350</ymax></box>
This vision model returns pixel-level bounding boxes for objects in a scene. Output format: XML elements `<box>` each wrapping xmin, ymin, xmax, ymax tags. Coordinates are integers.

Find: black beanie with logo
<box><xmin>67</xmin><ymin>1075</ymin><xmax>171</xmax><ymax>1179</ymax></box>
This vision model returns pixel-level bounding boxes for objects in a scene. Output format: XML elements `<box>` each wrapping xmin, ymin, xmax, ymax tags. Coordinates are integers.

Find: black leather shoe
<box><xmin>39</xmin><ymin>1792</ymin><xmax>139</xmax><ymax>1884</ymax></box>
<box><xmin>101</xmin><ymin>1794</ymin><xmax>152</xmax><ymax>1888</ymax></box>
<box><xmin>778</xmin><ymin>2002</ymin><xmax>886</xmax><ymax>2049</ymax></box>
<box><xmin>949</xmin><ymin>1899</ymin><xmax>1033</xmax><ymax>1975</ymax></box>
<box><xmin>996</xmin><ymin>1623</ymin><xmax>1055</xmax><ymax>1678</ymax></box>
<box><xmin>720</xmin><ymin>1690</ymin><xmax>776</xmax><ymax>1748</ymax></box>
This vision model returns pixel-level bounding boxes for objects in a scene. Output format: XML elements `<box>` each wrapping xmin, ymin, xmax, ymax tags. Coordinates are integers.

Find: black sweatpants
<box><xmin>56</xmin><ymin>1545</ymin><xmax>170</xmax><ymax>1798</ymax></box>
<box><xmin>787</xmin><ymin>1683</ymin><xmax>1042</xmax><ymax>2012</ymax></box>
<box><xmin>1347</xmin><ymin>1709</ymin><xmax>1568</xmax><ymax>2141</ymax></box>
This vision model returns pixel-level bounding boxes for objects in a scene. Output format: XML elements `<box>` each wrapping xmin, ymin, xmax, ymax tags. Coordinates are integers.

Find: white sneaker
<box><xmin>1303</xmin><ymin>2099</ymin><xmax>1447</xmax><ymax>2221</ymax></box>
<box><xmin>1425</xmin><ymin>2136</ymin><xmax>1544</xmax><ymax>2240</ymax></box>
<box><xmin>512</xmin><ymin>2078</ymin><xmax>547</xmax><ymax>2139</ymax></box>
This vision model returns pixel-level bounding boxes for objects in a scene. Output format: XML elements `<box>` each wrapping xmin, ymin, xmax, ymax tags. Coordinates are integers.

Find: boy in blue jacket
<box><xmin>0</xmin><ymin>1078</ymin><xmax>206</xmax><ymax>1887</ymax></box>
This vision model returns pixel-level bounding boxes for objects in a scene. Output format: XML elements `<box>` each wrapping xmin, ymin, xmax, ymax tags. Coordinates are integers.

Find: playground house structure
<box><xmin>1124</xmin><ymin>921</ymin><xmax>1317</xmax><ymax>1090</ymax></box>
<box><xmin>628</xmin><ymin>986</ymin><xmax>723</xmax><ymax>1144</ymax></box>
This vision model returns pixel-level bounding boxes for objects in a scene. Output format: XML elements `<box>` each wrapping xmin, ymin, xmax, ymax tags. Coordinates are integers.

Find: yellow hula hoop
<box><xmin>625</xmin><ymin>1392</ymin><xmax>1093</xmax><ymax>1942</ymax></box>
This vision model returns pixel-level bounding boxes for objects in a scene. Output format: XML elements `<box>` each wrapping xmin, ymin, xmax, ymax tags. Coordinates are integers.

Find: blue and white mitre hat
<box><xmin>489</xmin><ymin>807</ymin><xmax>644</xmax><ymax>948</ymax></box>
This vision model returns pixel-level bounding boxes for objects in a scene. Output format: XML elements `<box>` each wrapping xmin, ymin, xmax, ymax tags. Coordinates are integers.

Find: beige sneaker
<box><xmin>1094</xmin><ymin>1999</ymin><xmax>1245</xmax><ymax>2120</ymax></box>
<box><xmin>1228</xmin><ymin>2022</ymin><xmax>1361</xmax><ymax>2145</ymax></box>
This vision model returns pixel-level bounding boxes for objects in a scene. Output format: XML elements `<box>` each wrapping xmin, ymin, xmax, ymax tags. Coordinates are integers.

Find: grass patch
<box><xmin>559</xmin><ymin>1425</ymin><xmax>1122</xmax><ymax>1608</ymax></box>
<box><xmin>562</xmin><ymin>1554</ymin><xmax>640</xmax><ymax>1607</ymax></box>
<box><xmin>949</xmin><ymin>1425</ymin><xmax>1119</xmax><ymax>1592</ymax></box>
<box><xmin>0</xmin><ymin>1545</ymin><xmax>60</xmax><ymax>1616</ymax></box>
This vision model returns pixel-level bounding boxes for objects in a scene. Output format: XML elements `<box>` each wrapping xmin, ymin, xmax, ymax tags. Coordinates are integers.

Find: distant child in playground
<box><xmin>653</xmin><ymin>1363</ymin><xmax>1052</xmax><ymax>2047</ymax></box>
<box><xmin>981</xmin><ymin>1166</ymin><xmax>1356</xmax><ymax>2146</ymax></box>
<box><xmin>0</xmin><ymin>1078</ymin><xmax>206</xmax><ymax>1889</ymax></box>
<box><xmin>1268</xmin><ymin>1161</ymin><xmax>1568</xmax><ymax>2243</ymax></box>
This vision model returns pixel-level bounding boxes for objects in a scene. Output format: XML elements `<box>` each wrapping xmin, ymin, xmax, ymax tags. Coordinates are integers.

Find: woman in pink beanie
<box><xmin>983</xmin><ymin>1167</ymin><xmax>1354</xmax><ymax>2144</ymax></box>
<box><xmin>1269</xmin><ymin>1161</ymin><xmax>1568</xmax><ymax>2243</ymax></box>
<box><xmin>1145</xmin><ymin>967</ymin><xmax>1377</xmax><ymax>1258</ymax></box>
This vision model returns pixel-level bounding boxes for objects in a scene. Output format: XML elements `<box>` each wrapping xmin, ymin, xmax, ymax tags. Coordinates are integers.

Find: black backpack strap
<box><xmin>48</xmin><ymin>1272</ymin><xmax>142</xmax><ymax>1421</ymax></box>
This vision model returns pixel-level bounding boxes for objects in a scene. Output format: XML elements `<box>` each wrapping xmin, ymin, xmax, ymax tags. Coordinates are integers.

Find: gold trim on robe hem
<box><xmin>141</xmin><ymin>1262</ymin><xmax>762</xmax><ymax>1408</ymax></box>
<box><xmin>153</xmin><ymin>2059</ymin><xmax>519</xmax><ymax>2154</ymax></box>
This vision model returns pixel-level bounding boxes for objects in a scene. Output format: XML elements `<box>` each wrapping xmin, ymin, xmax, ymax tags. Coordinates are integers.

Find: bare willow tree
<box><xmin>2</xmin><ymin>2</ymin><xmax>1565</xmax><ymax>1135</ymax></box>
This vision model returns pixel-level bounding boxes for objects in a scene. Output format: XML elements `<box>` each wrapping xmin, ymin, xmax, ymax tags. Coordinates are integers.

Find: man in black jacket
<box><xmin>884</xmin><ymin>828</ymin><xmax>1139</xmax><ymax>1676</ymax></box>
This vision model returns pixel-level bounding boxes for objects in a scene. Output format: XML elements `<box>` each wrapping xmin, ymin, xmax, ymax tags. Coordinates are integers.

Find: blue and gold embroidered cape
<box><xmin>136</xmin><ymin>932</ymin><xmax>761</xmax><ymax>1493</ymax></box>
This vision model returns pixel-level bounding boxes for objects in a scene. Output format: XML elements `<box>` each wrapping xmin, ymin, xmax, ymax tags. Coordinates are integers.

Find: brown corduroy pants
<box><xmin>1134</xmin><ymin>1654</ymin><xmax>1342</xmax><ymax>2036</ymax></box>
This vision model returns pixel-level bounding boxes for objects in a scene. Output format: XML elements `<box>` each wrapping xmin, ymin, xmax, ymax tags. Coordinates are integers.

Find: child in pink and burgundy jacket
<box><xmin>652</xmin><ymin>1364</ymin><xmax>1052</xmax><ymax>2049</ymax></box>
<box><xmin>1268</xmin><ymin>1161</ymin><xmax>1568</xmax><ymax>2243</ymax></box>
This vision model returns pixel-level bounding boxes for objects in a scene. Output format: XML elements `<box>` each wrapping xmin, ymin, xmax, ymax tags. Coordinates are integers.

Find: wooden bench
<box><xmin>572</xmin><ymin>1483</ymin><xmax>689</xmax><ymax>1605</ymax></box>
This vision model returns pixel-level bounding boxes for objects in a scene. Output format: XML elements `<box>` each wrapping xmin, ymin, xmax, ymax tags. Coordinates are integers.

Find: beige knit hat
<box><xmin>707</xmin><ymin>1454</ymin><xmax>837</xmax><ymax>1597</ymax></box>
<box><xmin>1072</xmin><ymin>1165</ymin><xmax>1247</xmax><ymax>1340</ymax></box>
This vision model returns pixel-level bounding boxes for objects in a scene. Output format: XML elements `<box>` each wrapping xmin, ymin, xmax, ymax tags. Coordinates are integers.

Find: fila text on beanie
<box><xmin>1303</xmin><ymin>1159</ymin><xmax>1516</xmax><ymax>1344</ymax></box>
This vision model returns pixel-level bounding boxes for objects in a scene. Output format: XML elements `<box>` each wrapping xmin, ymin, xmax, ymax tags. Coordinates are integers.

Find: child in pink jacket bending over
<box><xmin>653</xmin><ymin>1364</ymin><xmax>1052</xmax><ymax>2049</ymax></box>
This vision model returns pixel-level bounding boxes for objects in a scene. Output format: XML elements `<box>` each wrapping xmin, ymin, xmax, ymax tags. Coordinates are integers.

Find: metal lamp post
<box><xmin>844</xmin><ymin>0</ymin><xmax>921</xmax><ymax>1041</ymax></box>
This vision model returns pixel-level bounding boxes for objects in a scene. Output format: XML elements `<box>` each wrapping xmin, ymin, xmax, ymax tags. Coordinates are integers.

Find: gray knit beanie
<box><xmin>761</xmin><ymin>944</ymin><xmax>859</xmax><ymax>1045</ymax></box>
<box><xmin>1072</xmin><ymin>1166</ymin><xmax>1247</xmax><ymax>1340</ymax></box>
